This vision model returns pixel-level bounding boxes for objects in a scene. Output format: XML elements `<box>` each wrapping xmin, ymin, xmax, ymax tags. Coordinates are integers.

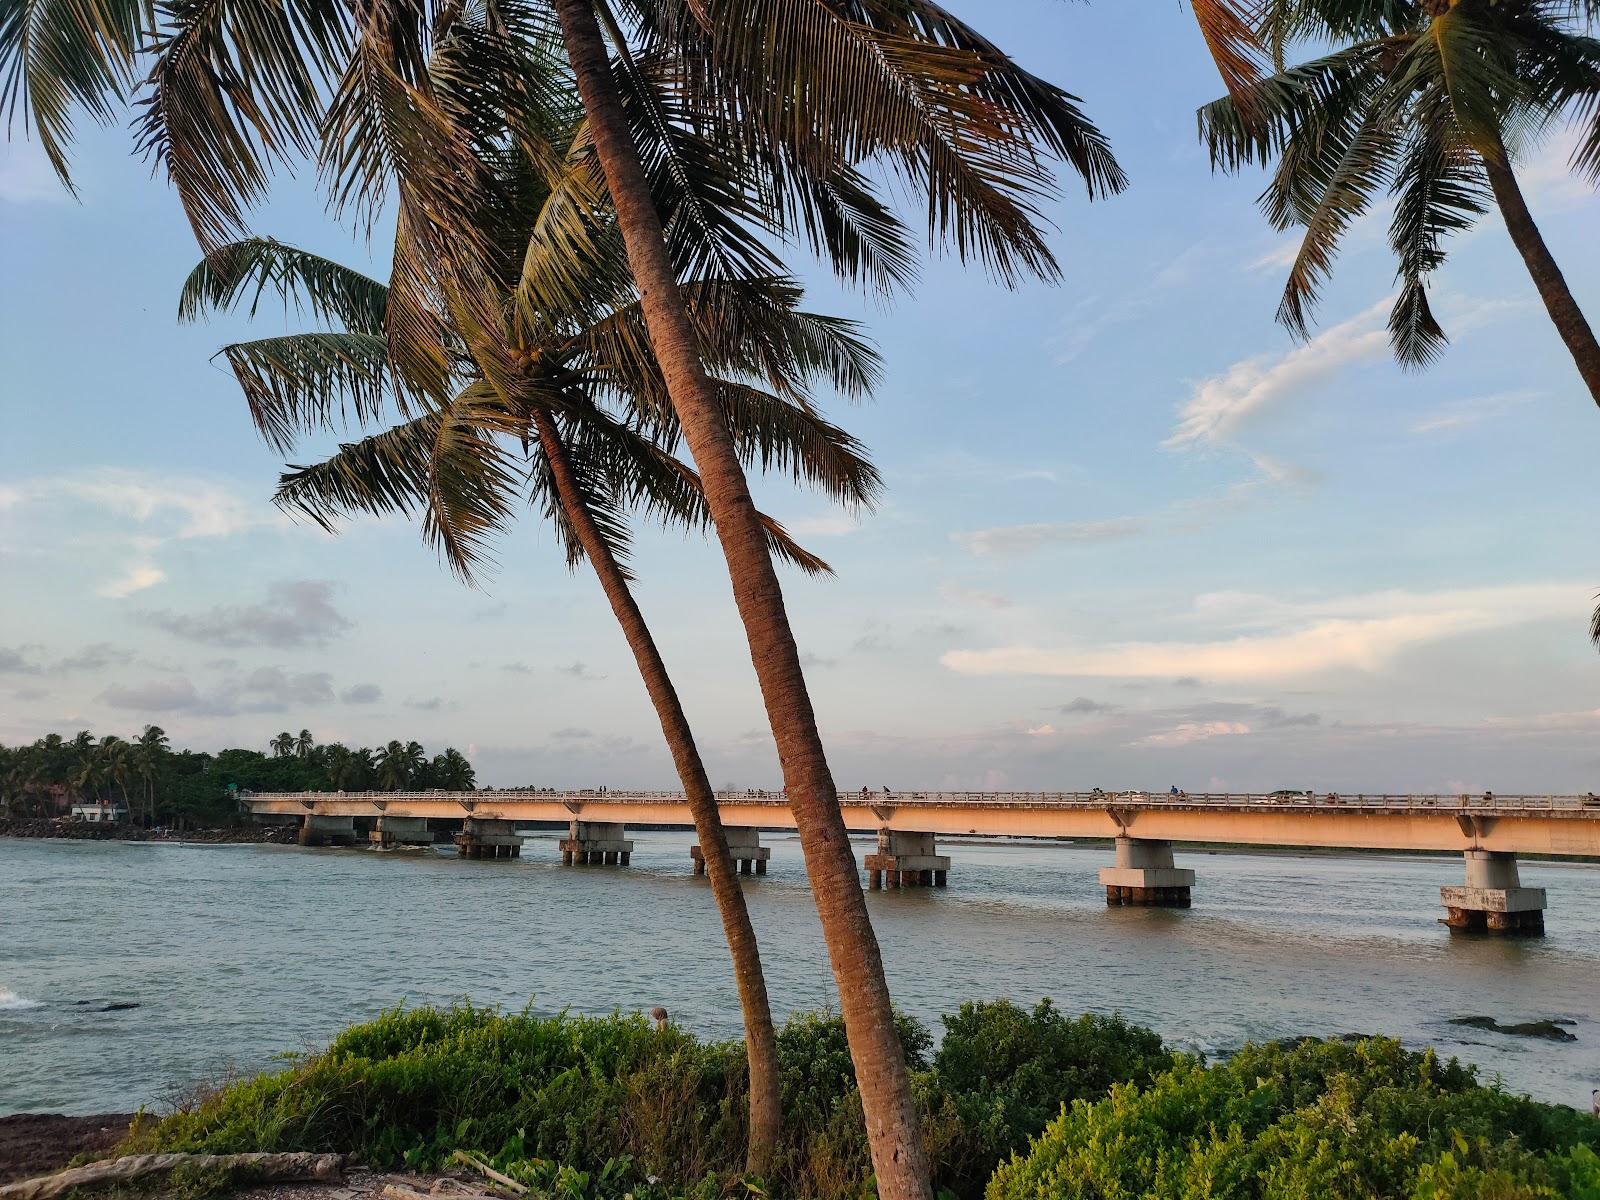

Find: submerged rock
<box><xmin>1449</xmin><ymin>1015</ymin><xmax>1578</xmax><ymax>1042</ymax></box>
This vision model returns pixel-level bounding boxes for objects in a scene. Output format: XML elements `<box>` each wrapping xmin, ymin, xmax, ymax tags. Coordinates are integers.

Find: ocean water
<box><xmin>2</xmin><ymin>834</ymin><xmax>1596</xmax><ymax>1115</ymax></box>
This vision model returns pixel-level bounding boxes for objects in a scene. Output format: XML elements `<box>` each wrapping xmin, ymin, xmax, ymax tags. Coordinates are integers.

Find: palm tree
<box><xmin>1197</xmin><ymin>0</ymin><xmax>1600</xmax><ymax>399</ymax></box>
<box><xmin>5</xmin><ymin>4</ymin><xmax>1121</xmax><ymax>1190</ymax></box>
<box><xmin>432</xmin><ymin>748</ymin><xmax>475</xmax><ymax>790</ymax></box>
<box><xmin>135</xmin><ymin>725</ymin><xmax>169</xmax><ymax>826</ymax></box>
<box><xmin>270</xmin><ymin>731</ymin><xmax>296</xmax><ymax>759</ymax></box>
<box><xmin>1591</xmin><ymin>596</ymin><xmax>1599</xmax><ymax>650</ymax></box>
<box><xmin>295</xmin><ymin>729</ymin><xmax>316</xmax><ymax>759</ymax></box>
<box><xmin>180</xmin><ymin>93</ymin><xmax>878</xmax><ymax>1164</ymax></box>
<box><xmin>374</xmin><ymin>741</ymin><xmax>410</xmax><ymax>792</ymax></box>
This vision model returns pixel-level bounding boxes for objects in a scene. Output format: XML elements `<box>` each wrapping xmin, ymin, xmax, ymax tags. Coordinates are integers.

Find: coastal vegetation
<box><xmin>0</xmin><ymin>729</ymin><xmax>475</xmax><ymax>826</ymax></box>
<box><xmin>5</xmin><ymin>0</ymin><xmax>1597</xmax><ymax>1196</ymax></box>
<box><xmin>119</xmin><ymin>1002</ymin><xmax>1599</xmax><ymax>1200</ymax></box>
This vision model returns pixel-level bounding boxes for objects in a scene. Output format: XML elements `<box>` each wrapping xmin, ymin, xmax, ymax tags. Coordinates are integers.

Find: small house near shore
<box><xmin>70</xmin><ymin>798</ymin><xmax>129</xmax><ymax>823</ymax></box>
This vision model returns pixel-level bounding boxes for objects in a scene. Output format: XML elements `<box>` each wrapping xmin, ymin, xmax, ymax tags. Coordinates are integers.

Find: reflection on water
<box><xmin>2</xmin><ymin>834</ymin><xmax>1596</xmax><ymax>1114</ymax></box>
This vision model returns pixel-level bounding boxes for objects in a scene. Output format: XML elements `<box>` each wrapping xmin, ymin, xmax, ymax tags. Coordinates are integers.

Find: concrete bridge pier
<box><xmin>370</xmin><ymin>815</ymin><xmax>432</xmax><ymax>848</ymax></box>
<box><xmin>865</xmin><ymin>830</ymin><xmax>950</xmax><ymax>890</ymax></box>
<box><xmin>692</xmin><ymin>827</ymin><xmax>770</xmax><ymax>876</ymax></box>
<box><xmin>1100</xmin><ymin>837</ymin><xmax>1194</xmax><ymax>907</ymax></box>
<box><xmin>453</xmin><ymin>818</ymin><xmax>524</xmax><ymax>860</ymax></box>
<box><xmin>1441</xmin><ymin>850</ymin><xmax>1546</xmax><ymax>935</ymax></box>
<box><xmin>298</xmin><ymin>814</ymin><xmax>356</xmax><ymax>847</ymax></box>
<box><xmin>561</xmin><ymin>821</ymin><xmax>632</xmax><ymax>866</ymax></box>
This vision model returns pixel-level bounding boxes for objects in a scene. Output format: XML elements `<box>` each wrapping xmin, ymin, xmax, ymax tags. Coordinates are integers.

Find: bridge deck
<box><xmin>246</xmin><ymin>790</ymin><xmax>1600</xmax><ymax>857</ymax></box>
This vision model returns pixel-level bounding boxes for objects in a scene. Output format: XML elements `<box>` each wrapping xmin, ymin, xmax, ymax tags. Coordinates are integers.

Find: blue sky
<box><xmin>2</xmin><ymin>0</ymin><xmax>1597</xmax><ymax>791</ymax></box>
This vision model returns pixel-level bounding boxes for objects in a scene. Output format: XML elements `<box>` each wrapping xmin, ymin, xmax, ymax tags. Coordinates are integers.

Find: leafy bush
<box><xmin>985</xmin><ymin>1036</ymin><xmax>1600</xmax><ymax>1200</ymax></box>
<box><xmin>922</xmin><ymin>1000</ymin><xmax>1172</xmax><ymax>1198</ymax></box>
<box><xmin>126</xmin><ymin>1000</ymin><xmax>1159</xmax><ymax>1200</ymax></box>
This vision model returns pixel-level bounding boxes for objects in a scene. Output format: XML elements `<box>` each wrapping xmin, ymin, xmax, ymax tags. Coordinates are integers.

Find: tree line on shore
<box><xmin>8</xmin><ymin>0</ymin><xmax>1600</xmax><ymax>1193</ymax></box>
<box><xmin>0</xmin><ymin>729</ymin><xmax>476</xmax><ymax>828</ymax></box>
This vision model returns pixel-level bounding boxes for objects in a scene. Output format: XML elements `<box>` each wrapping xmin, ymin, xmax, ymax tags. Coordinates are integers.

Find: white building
<box><xmin>70</xmin><ymin>798</ymin><xmax>129</xmax><ymax>823</ymax></box>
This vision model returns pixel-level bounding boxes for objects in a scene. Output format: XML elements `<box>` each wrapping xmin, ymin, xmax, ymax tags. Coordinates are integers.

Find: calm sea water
<box><xmin>2</xmin><ymin>834</ymin><xmax>1597</xmax><ymax>1115</ymax></box>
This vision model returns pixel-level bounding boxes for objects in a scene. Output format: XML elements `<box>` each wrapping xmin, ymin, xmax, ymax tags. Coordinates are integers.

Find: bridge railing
<box><xmin>242</xmin><ymin>789</ymin><xmax>1598</xmax><ymax>811</ymax></box>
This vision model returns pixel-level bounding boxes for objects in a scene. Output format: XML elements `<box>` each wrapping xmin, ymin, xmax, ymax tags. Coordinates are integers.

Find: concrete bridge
<box><xmin>245</xmin><ymin>789</ymin><xmax>1600</xmax><ymax>936</ymax></box>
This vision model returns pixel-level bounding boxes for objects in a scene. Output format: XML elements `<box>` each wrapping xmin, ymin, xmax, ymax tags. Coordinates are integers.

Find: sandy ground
<box><xmin>0</xmin><ymin>1114</ymin><xmax>137</xmax><ymax>1185</ymax></box>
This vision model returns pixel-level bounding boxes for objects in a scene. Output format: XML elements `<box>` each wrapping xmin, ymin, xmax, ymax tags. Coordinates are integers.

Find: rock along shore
<box><xmin>0</xmin><ymin>818</ymin><xmax>295</xmax><ymax>844</ymax></box>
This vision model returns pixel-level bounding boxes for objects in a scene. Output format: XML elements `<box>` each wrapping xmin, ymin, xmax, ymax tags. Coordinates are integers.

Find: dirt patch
<box><xmin>0</xmin><ymin>1113</ymin><xmax>136</xmax><ymax>1184</ymax></box>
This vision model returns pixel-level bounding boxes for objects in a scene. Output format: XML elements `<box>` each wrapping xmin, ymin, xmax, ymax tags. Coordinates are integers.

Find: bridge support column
<box><xmin>298</xmin><ymin>815</ymin><xmax>356</xmax><ymax>847</ymax></box>
<box><xmin>561</xmin><ymin>821</ymin><xmax>632</xmax><ymax>866</ymax></box>
<box><xmin>864</xmin><ymin>830</ymin><xmax>950</xmax><ymax>890</ymax></box>
<box><xmin>1100</xmin><ymin>838</ymin><xmax>1193</xmax><ymax>907</ymax></box>
<box><xmin>691</xmin><ymin>827</ymin><xmax>770</xmax><ymax>876</ymax></box>
<box><xmin>370</xmin><ymin>815</ymin><xmax>432</xmax><ymax>848</ymax></box>
<box><xmin>1441</xmin><ymin>851</ymin><xmax>1545</xmax><ymax>935</ymax></box>
<box><xmin>453</xmin><ymin>818</ymin><xmax>524</xmax><ymax>860</ymax></box>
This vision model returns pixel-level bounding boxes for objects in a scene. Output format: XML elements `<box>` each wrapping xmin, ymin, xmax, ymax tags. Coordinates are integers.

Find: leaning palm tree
<box><xmin>1197</xmin><ymin>0</ymin><xmax>1600</xmax><ymax>400</ymax></box>
<box><xmin>5</xmin><ymin>2</ymin><xmax>1123</xmax><ymax>1189</ymax></box>
<box><xmin>181</xmin><ymin>83</ymin><xmax>881</xmax><ymax>1165</ymax></box>
<box><xmin>270</xmin><ymin>731</ymin><xmax>296</xmax><ymax>759</ymax></box>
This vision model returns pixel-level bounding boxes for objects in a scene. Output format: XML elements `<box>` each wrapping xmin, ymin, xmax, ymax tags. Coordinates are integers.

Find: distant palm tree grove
<box><xmin>0</xmin><ymin>728</ymin><xmax>476</xmax><ymax>828</ymax></box>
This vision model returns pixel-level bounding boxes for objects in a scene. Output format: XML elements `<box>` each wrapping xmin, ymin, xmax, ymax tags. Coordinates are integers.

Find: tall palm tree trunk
<box><xmin>530</xmin><ymin>408</ymin><xmax>782</xmax><ymax>1175</ymax></box>
<box><xmin>549</xmin><ymin>4</ymin><xmax>931</xmax><ymax>1197</ymax></box>
<box><xmin>1482</xmin><ymin>141</ymin><xmax>1600</xmax><ymax>407</ymax></box>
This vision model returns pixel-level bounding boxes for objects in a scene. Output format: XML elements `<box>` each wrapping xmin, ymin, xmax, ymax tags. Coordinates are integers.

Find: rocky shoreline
<box><xmin>0</xmin><ymin>818</ymin><xmax>295</xmax><ymax>844</ymax></box>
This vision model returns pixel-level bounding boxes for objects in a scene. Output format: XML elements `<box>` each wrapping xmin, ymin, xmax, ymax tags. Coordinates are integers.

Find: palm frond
<box><xmin>178</xmin><ymin>237</ymin><xmax>388</xmax><ymax>333</ymax></box>
<box><xmin>132</xmin><ymin>0</ymin><xmax>346</xmax><ymax>248</ymax></box>
<box><xmin>275</xmin><ymin>381</ymin><xmax>521</xmax><ymax>580</ymax></box>
<box><xmin>220</xmin><ymin>331</ymin><xmax>392</xmax><ymax>452</ymax></box>
<box><xmin>554</xmin><ymin>403</ymin><xmax>832</xmax><ymax>576</ymax></box>
<box><xmin>0</xmin><ymin>0</ymin><xmax>146</xmax><ymax>187</ymax></box>
<box><xmin>1386</xmin><ymin>108</ymin><xmax>1488</xmax><ymax>366</ymax></box>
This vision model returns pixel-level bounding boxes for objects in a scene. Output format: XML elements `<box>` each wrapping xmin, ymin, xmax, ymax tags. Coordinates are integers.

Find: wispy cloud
<box><xmin>99</xmin><ymin>564</ymin><xmax>166</xmax><ymax>599</ymax></box>
<box><xmin>1167</xmin><ymin>300</ymin><xmax>1391</xmax><ymax>449</ymax></box>
<box><xmin>953</xmin><ymin>517</ymin><xmax>1145</xmax><ymax>558</ymax></box>
<box><xmin>941</xmin><ymin>582</ymin><xmax>1584</xmax><ymax>683</ymax></box>
<box><xmin>939</xmin><ymin>580</ymin><xmax>1013</xmax><ymax>609</ymax></box>
<box><xmin>785</xmin><ymin>512</ymin><xmax>862</xmax><ymax>537</ymax></box>
<box><xmin>1411</xmin><ymin>389</ymin><xmax>1539</xmax><ymax>434</ymax></box>
<box><xmin>1133</xmin><ymin>720</ymin><xmax>1251</xmax><ymax>747</ymax></box>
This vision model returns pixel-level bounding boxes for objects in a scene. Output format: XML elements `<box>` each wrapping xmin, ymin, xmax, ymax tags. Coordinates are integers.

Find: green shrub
<box><xmin>126</xmin><ymin>1000</ymin><xmax>1156</xmax><ymax>1200</ymax></box>
<box><xmin>985</xmin><ymin>1037</ymin><xmax>1600</xmax><ymax>1200</ymax></box>
<box><xmin>923</xmin><ymin>1000</ymin><xmax>1173</xmax><ymax>1199</ymax></box>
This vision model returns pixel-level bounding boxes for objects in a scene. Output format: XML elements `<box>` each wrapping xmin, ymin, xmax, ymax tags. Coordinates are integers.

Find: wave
<box><xmin>0</xmin><ymin>986</ymin><xmax>44</xmax><ymax>1011</ymax></box>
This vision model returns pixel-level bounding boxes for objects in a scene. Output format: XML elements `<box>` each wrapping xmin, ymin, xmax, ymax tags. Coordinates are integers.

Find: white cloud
<box><xmin>1166</xmin><ymin>300</ymin><xmax>1392</xmax><ymax>448</ymax></box>
<box><xmin>1133</xmin><ymin>720</ymin><xmax>1251</xmax><ymax>747</ymax></box>
<box><xmin>952</xmin><ymin>517</ymin><xmax>1145</xmax><ymax>558</ymax></box>
<box><xmin>1025</xmin><ymin>723</ymin><xmax>1057</xmax><ymax>738</ymax></box>
<box><xmin>99</xmin><ymin>564</ymin><xmax>166</xmax><ymax>599</ymax></box>
<box><xmin>941</xmin><ymin>581</ymin><xmax>1584</xmax><ymax>683</ymax></box>
<box><xmin>5</xmin><ymin>469</ymin><xmax>278</xmax><ymax>540</ymax></box>
<box><xmin>1411</xmin><ymin>389</ymin><xmax>1539</xmax><ymax>434</ymax></box>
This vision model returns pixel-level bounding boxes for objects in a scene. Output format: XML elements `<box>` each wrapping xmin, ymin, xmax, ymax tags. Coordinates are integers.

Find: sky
<box><xmin>2</xmin><ymin>1</ymin><xmax>1597</xmax><ymax>792</ymax></box>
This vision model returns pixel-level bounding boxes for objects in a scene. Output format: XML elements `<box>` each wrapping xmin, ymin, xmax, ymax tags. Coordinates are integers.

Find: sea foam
<box><xmin>0</xmin><ymin>986</ymin><xmax>44</xmax><ymax>1011</ymax></box>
